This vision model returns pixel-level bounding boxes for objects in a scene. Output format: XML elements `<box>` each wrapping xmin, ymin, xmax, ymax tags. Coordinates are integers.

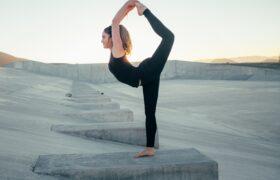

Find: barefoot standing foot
<box><xmin>134</xmin><ymin>148</ymin><xmax>155</xmax><ymax>158</ymax></box>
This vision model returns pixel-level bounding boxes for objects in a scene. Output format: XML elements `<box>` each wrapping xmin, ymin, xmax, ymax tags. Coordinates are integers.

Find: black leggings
<box><xmin>137</xmin><ymin>9</ymin><xmax>175</xmax><ymax>147</ymax></box>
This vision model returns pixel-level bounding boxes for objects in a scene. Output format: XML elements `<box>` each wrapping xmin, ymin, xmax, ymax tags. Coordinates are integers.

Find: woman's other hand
<box><xmin>125</xmin><ymin>0</ymin><xmax>137</xmax><ymax>12</ymax></box>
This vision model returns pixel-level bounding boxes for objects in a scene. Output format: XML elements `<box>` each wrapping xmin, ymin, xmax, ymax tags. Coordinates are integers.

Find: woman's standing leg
<box><xmin>142</xmin><ymin>77</ymin><xmax>160</xmax><ymax>147</ymax></box>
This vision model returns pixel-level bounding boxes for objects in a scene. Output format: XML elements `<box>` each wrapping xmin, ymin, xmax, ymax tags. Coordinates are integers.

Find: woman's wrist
<box><xmin>112</xmin><ymin>18</ymin><xmax>120</xmax><ymax>25</ymax></box>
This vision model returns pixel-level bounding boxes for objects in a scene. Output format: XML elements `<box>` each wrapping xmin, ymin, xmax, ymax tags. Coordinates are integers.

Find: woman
<box><xmin>101</xmin><ymin>0</ymin><xmax>175</xmax><ymax>158</ymax></box>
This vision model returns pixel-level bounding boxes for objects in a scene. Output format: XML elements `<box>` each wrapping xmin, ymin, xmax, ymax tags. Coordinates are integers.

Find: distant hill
<box><xmin>196</xmin><ymin>56</ymin><xmax>279</xmax><ymax>63</ymax></box>
<box><xmin>0</xmin><ymin>51</ymin><xmax>26</xmax><ymax>66</ymax></box>
<box><xmin>262</xmin><ymin>58</ymin><xmax>279</xmax><ymax>63</ymax></box>
<box><xmin>231</xmin><ymin>56</ymin><xmax>278</xmax><ymax>63</ymax></box>
<box><xmin>211</xmin><ymin>58</ymin><xmax>236</xmax><ymax>63</ymax></box>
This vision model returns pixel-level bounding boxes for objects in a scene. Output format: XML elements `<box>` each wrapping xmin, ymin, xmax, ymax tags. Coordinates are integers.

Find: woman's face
<box><xmin>101</xmin><ymin>31</ymin><xmax>112</xmax><ymax>49</ymax></box>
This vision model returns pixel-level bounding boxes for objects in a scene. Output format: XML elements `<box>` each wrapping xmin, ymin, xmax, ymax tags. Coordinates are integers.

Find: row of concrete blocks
<box><xmin>32</xmin><ymin>82</ymin><xmax>218</xmax><ymax>179</ymax></box>
<box><xmin>57</xmin><ymin>82</ymin><xmax>160</xmax><ymax>148</ymax></box>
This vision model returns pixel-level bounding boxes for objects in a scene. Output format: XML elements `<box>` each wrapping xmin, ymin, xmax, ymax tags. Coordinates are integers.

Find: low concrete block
<box><xmin>65</xmin><ymin>108</ymin><xmax>133</xmax><ymax>122</ymax></box>
<box><xmin>51</xmin><ymin>122</ymin><xmax>159</xmax><ymax>148</ymax></box>
<box><xmin>32</xmin><ymin>148</ymin><xmax>218</xmax><ymax>180</ymax></box>
<box><xmin>68</xmin><ymin>94</ymin><xmax>110</xmax><ymax>100</ymax></box>
<box><xmin>71</xmin><ymin>91</ymin><xmax>100</xmax><ymax>96</ymax></box>
<box><xmin>65</xmin><ymin>92</ymin><xmax>104</xmax><ymax>98</ymax></box>
<box><xmin>70</xmin><ymin>94</ymin><xmax>105</xmax><ymax>98</ymax></box>
<box><xmin>66</xmin><ymin>96</ymin><xmax>111</xmax><ymax>103</ymax></box>
<box><xmin>65</xmin><ymin>102</ymin><xmax>120</xmax><ymax>110</ymax></box>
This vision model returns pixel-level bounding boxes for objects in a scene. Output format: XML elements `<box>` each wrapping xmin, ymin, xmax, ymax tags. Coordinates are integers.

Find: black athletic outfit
<box><xmin>108</xmin><ymin>8</ymin><xmax>175</xmax><ymax>147</ymax></box>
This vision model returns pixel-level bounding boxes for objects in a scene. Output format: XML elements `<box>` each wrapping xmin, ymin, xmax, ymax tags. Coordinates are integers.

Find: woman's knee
<box><xmin>145</xmin><ymin>111</ymin><xmax>156</xmax><ymax>118</ymax></box>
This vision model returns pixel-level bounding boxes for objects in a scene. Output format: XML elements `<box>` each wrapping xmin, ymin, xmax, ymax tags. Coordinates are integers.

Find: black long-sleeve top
<box><xmin>108</xmin><ymin>8</ymin><xmax>174</xmax><ymax>88</ymax></box>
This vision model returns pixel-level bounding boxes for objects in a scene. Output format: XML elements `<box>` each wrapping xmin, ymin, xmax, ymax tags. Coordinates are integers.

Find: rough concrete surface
<box><xmin>0</xmin><ymin>66</ymin><xmax>279</xmax><ymax>179</ymax></box>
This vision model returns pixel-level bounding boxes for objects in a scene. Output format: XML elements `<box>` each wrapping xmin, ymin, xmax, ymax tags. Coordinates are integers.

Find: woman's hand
<box><xmin>125</xmin><ymin>0</ymin><xmax>137</xmax><ymax>12</ymax></box>
<box><xmin>125</xmin><ymin>5</ymin><xmax>135</xmax><ymax>15</ymax></box>
<box><xmin>125</xmin><ymin>0</ymin><xmax>138</xmax><ymax>7</ymax></box>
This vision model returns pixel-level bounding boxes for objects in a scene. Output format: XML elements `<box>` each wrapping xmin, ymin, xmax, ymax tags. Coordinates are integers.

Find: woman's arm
<box><xmin>112</xmin><ymin>0</ymin><xmax>137</xmax><ymax>24</ymax></box>
<box><xmin>111</xmin><ymin>0</ymin><xmax>137</xmax><ymax>57</ymax></box>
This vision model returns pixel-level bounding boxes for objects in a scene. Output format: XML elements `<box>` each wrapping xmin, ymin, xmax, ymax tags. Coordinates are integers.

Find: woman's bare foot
<box><xmin>135</xmin><ymin>1</ymin><xmax>147</xmax><ymax>16</ymax></box>
<box><xmin>134</xmin><ymin>147</ymin><xmax>155</xmax><ymax>158</ymax></box>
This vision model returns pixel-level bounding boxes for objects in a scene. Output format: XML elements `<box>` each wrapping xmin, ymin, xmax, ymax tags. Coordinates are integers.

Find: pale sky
<box><xmin>0</xmin><ymin>0</ymin><xmax>279</xmax><ymax>64</ymax></box>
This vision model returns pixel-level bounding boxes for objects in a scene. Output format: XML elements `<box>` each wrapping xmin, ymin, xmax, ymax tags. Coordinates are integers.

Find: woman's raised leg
<box><xmin>138</xmin><ymin>8</ymin><xmax>175</xmax><ymax>82</ymax></box>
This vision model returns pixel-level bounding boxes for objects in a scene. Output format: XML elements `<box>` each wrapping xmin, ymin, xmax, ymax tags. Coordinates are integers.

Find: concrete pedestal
<box><xmin>33</xmin><ymin>148</ymin><xmax>218</xmax><ymax>180</ymax></box>
<box><xmin>51</xmin><ymin>122</ymin><xmax>159</xmax><ymax>148</ymax></box>
<box><xmin>65</xmin><ymin>109</ymin><xmax>134</xmax><ymax>122</ymax></box>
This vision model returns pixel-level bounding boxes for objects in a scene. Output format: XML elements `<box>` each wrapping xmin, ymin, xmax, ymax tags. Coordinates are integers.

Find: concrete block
<box><xmin>65</xmin><ymin>102</ymin><xmax>120</xmax><ymax>110</ymax></box>
<box><xmin>65</xmin><ymin>108</ymin><xmax>133</xmax><ymax>122</ymax></box>
<box><xmin>32</xmin><ymin>148</ymin><xmax>218</xmax><ymax>180</ymax></box>
<box><xmin>51</xmin><ymin>122</ymin><xmax>159</xmax><ymax>148</ymax></box>
<box><xmin>66</xmin><ymin>96</ymin><xmax>111</xmax><ymax>103</ymax></box>
<box><xmin>71</xmin><ymin>87</ymin><xmax>99</xmax><ymax>91</ymax></box>
<box><xmin>70</xmin><ymin>92</ymin><xmax>101</xmax><ymax>97</ymax></box>
<box><xmin>70</xmin><ymin>93</ymin><xmax>105</xmax><ymax>98</ymax></box>
<box><xmin>71</xmin><ymin>81</ymin><xmax>93</xmax><ymax>88</ymax></box>
<box><xmin>68</xmin><ymin>94</ymin><xmax>109</xmax><ymax>100</ymax></box>
<box><xmin>71</xmin><ymin>90</ymin><xmax>100</xmax><ymax>95</ymax></box>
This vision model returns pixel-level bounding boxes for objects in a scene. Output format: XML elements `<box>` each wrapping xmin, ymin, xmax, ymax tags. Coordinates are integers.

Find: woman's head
<box><xmin>102</xmin><ymin>24</ymin><xmax>132</xmax><ymax>55</ymax></box>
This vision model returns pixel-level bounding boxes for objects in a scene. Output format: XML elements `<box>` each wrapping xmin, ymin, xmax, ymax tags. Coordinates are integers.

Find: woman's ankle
<box><xmin>146</xmin><ymin>147</ymin><xmax>154</xmax><ymax>150</ymax></box>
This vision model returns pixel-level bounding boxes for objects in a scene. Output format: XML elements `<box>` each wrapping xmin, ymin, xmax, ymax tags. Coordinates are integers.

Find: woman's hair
<box><xmin>104</xmin><ymin>25</ymin><xmax>132</xmax><ymax>55</ymax></box>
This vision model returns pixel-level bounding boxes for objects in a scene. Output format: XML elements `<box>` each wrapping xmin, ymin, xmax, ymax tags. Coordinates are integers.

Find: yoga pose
<box><xmin>101</xmin><ymin>0</ymin><xmax>174</xmax><ymax>158</ymax></box>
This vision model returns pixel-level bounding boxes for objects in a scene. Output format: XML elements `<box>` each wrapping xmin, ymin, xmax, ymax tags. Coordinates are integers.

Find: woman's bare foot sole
<box><xmin>135</xmin><ymin>1</ymin><xmax>147</xmax><ymax>16</ymax></box>
<box><xmin>134</xmin><ymin>149</ymin><xmax>155</xmax><ymax>158</ymax></box>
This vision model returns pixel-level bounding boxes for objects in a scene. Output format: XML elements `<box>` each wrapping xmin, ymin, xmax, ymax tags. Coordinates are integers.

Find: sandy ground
<box><xmin>0</xmin><ymin>67</ymin><xmax>279</xmax><ymax>180</ymax></box>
